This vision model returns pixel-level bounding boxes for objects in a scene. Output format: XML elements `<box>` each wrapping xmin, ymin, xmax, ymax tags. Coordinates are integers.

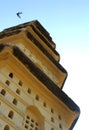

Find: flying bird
<box><xmin>16</xmin><ymin>12</ymin><xmax>22</xmax><ymax>18</ymax></box>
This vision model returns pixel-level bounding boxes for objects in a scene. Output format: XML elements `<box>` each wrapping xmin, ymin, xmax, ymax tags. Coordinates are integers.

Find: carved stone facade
<box><xmin>0</xmin><ymin>20</ymin><xmax>80</xmax><ymax>130</ymax></box>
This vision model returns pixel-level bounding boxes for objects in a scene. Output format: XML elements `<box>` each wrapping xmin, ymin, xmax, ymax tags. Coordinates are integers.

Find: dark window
<box><xmin>58</xmin><ymin>115</ymin><xmax>62</xmax><ymax>120</ymax></box>
<box><xmin>25</xmin><ymin>124</ymin><xmax>28</xmax><ymax>129</ymax></box>
<box><xmin>27</xmin><ymin>88</ymin><xmax>31</xmax><ymax>94</ymax></box>
<box><xmin>5</xmin><ymin>80</ymin><xmax>10</xmax><ymax>86</ymax></box>
<box><xmin>51</xmin><ymin>108</ymin><xmax>54</xmax><ymax>113</ymax></box>
<box><xmin>51</xmin><ymin>117</ymin><xmax>54</xmax><ymax>123</ymax></box>
<box><xmin>8</xmin><ymin>110</ymin><xmax>14</xmax><ymax>119</ymax></box>
<box><xmin>51</xmin><ymin>128</ymin><xmax>54</xmax><ymax>130</ymax></box>
<box><xmin>13</xmin><ymin>98</ymin><xmax>17</xmax><ymax>105</ymax></box>
<box><xmin>35</xmin><ymin>95</ymin><xmax>39</xmax><ymax>101</ymax></box>
<box><xmin>59</xmin><ymin>123</ymin><xmax>63</xmax><ymax>129</ymax></box>
<box><xmin>43</xmin><ymin>102</ymin><xmax>47</xmax><ymax>107</ymax></box>
<box><xmin>35</xmin><ymin>127</ymin><xmax>38</xmax><ymax>130</ymax></box>
<box><xmin>26</xmin><ymin>120</ymin><xmax>29</xmax><ymax>124</ymax></box>
<box><xmin>1</xmin><ymin>89</ymin><xmax>6</xmax><ymax>96</ymax></box>
<box><xmin>4</xmin><ymin>125</ymin><xmax>10</xmax><ymax>130</ymax></box>
<box><xmin>9</xmin><ymin>73</ymin><xmax>13</xmax><ymax>78</ymax></box>
<box><xmin>16</xmin><ymin>89</ymin><xmax>20</xmax><ymax>95</ymax></box>
<box><xmin>27</xmin><ymin>115</ymin><xmax>30</xmax><ymax>119</ymax></box>
<box><xmin>18</xmin><ymin>80</ymin><xmax>23</xmax><ymax>86</ymax></box>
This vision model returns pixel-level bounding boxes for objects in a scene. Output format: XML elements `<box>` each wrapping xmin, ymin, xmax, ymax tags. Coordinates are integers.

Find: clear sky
<box><xmin>0</xmin><ymin>0</ymin><xmax>89</xmax><ymax>129</ymax></box>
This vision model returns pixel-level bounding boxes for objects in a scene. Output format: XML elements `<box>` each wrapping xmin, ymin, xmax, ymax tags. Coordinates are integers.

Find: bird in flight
<box><xmin>16</xmin><ymin>12</ymin><xmax>22</xmax><ymax>18</ymax></box>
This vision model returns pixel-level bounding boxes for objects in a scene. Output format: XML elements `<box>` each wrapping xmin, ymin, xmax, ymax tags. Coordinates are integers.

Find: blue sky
<box><xmin>0</xmin><ymin>0</ymin><xmax>89</xmax><ymax>129</ymax></box>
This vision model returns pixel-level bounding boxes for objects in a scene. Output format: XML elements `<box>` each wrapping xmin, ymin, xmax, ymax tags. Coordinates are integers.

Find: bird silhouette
<box><xmin>16</xmin><ymin>12</ymin><xmax>22</xmax><ymax>18</ymax></box>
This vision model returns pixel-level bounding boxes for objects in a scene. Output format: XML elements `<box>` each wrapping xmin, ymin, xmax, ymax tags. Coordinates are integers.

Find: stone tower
<box><xmin>0</xmin><ymin>20</ymin><xmax>80</xmax><ymax>130</ymax></box>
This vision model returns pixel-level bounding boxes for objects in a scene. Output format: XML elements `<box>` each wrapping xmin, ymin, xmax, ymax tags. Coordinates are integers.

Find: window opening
<box><xmin>13</xmin><ymin>98</ymin><xmax>17</xmax><ymax>105</ymax></box>
<box><xmin>4</xmin><ymin>125</ymin><xmax>10</xmax><ymax>130</ymax></box>
<box><xmin>8</xmin><ymin>110</ymin><xmax>14</xmax><ymax>119</ymax></box>
<box><xmin>58</xmin><ymin>115</ymin><xmax>62</xmax><ymax>120</ymax></box>
<box><xmin>35</xmin><ymin>127</ymin><xmax>38</xmax><ymax>130</ymax></box>
<box><xmin>27</xmin><ymin>88</ymin><xmax>31</xmax><ymax>94</ymax></box>
<box><xmin>5</xmin><ymin>80</ymin><xmax>10</xmax><ymax>86</ymax></box>
<box><xmin>35</xmin><ymin>122</ymin><xmax>38</xmax><ymax>126</ymax></box>
<box><xmin>31</xmin><ymin>119</ymin><xmax>34</xmax><ymax>123</ymax></box>
<box><xmin>35</xmin><ymin>95</ymin><xmax>39</xmax><ymax>101</ymax></box>
<box><xmin>51</xmin><ymin>128</ymin><xmax>54</xmax><ymax>130</ymax></box>
<box><xmin>27</xmin><ymin>115</ymin><xmax>30</xmax><ymax>119</ymax></box>
<box><xmin>51</xmin><ymin>108</ymin><xmax>54</xmax><ymax>113</ymax></box>
<box><xmin>9</xmin><ymin>73</ymin><xmax>13</xmax><ymax>78</ymax></box>
<box><xmin>16</xmin><ymin>89</ymin><xmax>20</xmax><ymax>95</ymax></box>
<box><xmin>43</xmin><ymin>102</ymin><xmax>46</xmax><ymax>107</ymax></box>
<box><xmin>59</xmin><ymin>123</ymin><xmax>63</xmax><ymax>129</ymax></box>
<box><xmin>26</xmin><ymin>120</ymin><xmax>29</xmax><ymax>124</ymax></box>
<box><xmin>51</xmin><ymin>117</ymin><xmax>54</xmax><ymax>123</ymax></box>
<box><xmin>30</xmin><ymin>123</ymin><xmax>34</xmax><ymax>127</ymax></box>
<box><xmin>18</xmin><ymin>80</ymin><xmax>23</xmax><ymax>86</ymax></box>
<box><xmin>1</xmin><ymin>89</ymin><xmax>6</xmax><ymax>96</ymax></box>
<box><xmin>25</xmin><ymin>125</ymin><xmax>28</xmax><ymax>129</ymax></box>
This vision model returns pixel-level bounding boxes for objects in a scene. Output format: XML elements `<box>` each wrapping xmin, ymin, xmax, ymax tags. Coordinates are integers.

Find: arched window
<box><xmin>1</xmin><ymin>89</ymin><xmax>6</xmax><ymax>96</ymax></box>
<box><xmin>43</xmin><ymin>102</ymin><xmax>47</xmax><ymax>107</ymax></box>
<box><xmin>35</xmin><ymin>95</ymin><xmax>39</xmax><ymax>101</ymax></box>
<box><xmin>16</xmin><ymin>89</ymin><xmax>20</xmax><ymax>95</ymax></box>
<box><xmin>51</xmin><ymin>108</ymin><xmax>54</xmax><ymax>113</ymax></box>
<box><xmin>5</xmin><ymin>80</ymin><xmax>10</xmax><ymax>86</ymax></box>
<box><xmin>27</xmin><ymin>88</ymin><xmax>31</xmax><ymax>94</ymax></box>
<box><xmin>59</xmin><ymin>123</ymin><xmax>63</xmax><ymax>129</ymax></box>
<box><xmin>18</xmin><ymin>80</ymin><xmax>23</xmax><ymax>86</ymax></box>
<box><xmin>51</xmin><ymin>117</ymin><xmax>54</xmax><ymax>123</ymax></box>
<box><xmin>13</xmin><ymin>98</ymin><xmax>17</xmax><ymax>105</ymax></box>
<box><xmin>8</xmin><ymin>110</ymin><xmax>14</xmax><ymax>119</ymax></box>
<box><xmin>58</xmin><ymin>115</ymin><xmax>62</xmax><ymax>120</ymax></box>
<box><xmin>4</xmin><ymin>125</ymin><xmax>10</xmax><ymax>130</ymax></box>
